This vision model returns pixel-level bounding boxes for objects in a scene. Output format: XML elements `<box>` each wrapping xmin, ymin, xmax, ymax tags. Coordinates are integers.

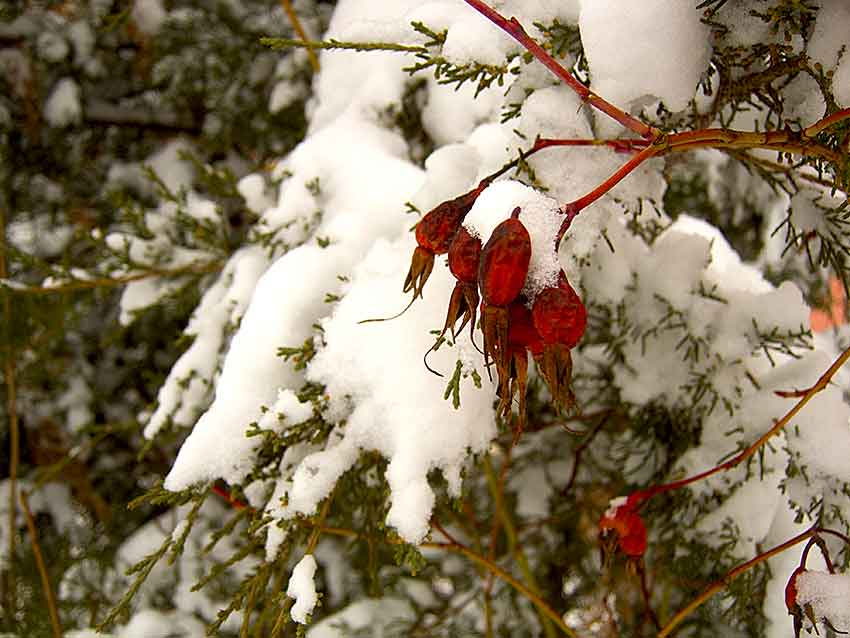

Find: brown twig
<box><xmin>427</xmin><ymin>539</ymin><xmax>578</xmax><ymax>637</ymax></box>
<box><xmin>462</xmin><ymin>0</ymin><xmax>658</xmax><ymax>140</ymax></box>
<box><xmin>630</xmin><ymin>344</ymin><xmax>850</xmax><ymax>506</ymax></box>
<box><xmin>280</xmin><ymin>0</ymin><xmax>320</xmax><ymax>72</ymax></box>
<box><xmin>0</xmin><ymin>205</ymin><xmax>18</xmax><ymax>617</ymax></box>
<box><xmin>658</xmin><ymin>526</ymin><xmax>818</xmax><ymax>637</ymax></box>
<box><xmin>561</xmin><ymin>411</ymin><xmax>611</xmax><ymax>496</ymax></box>
<box><xmin>20</xmin><ymin>491</ymin><xmax>63</xmax><ymax>638</ymax></box>
<box><xmin>3</xmin><ymin>260</ymin><xmax>223</xmax><ymax>295</ymax></box>
<box><xmin>803</xmin><ymin>107</ymin><xmax>850</xmax><ymax>138</ymax></box>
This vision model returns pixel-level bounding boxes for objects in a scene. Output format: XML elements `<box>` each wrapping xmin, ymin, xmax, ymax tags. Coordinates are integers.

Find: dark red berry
<box><xmin>507</xmin><ymin>301</ymin><xmax>543</xmax><ymax>356</ymax></box>
<box><xmin>448</xmin><ymin>226</ymin><xmax>482</xmax><ymax>284</ymax></box>
<box><xmin>479</xmin><ymin>213</ymin><xmax>532</xmax><ymax>307</ymax></box>
<box><xmin>404</xmin><ymin>190</ymin><xmax>480</xmax><ymax>299</ymax></box>
<box><xmin>532</xmin><ymin>272</ymin><xmax>587</xmax><ymax>349</ymax></box>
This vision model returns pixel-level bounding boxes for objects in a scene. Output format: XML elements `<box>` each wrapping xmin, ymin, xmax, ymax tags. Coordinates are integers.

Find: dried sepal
<box><xmin>481</xmin><ymin>303</ymin><xmax>510</xmax><ymax>387</ymax></box>
<box><xmin>533</xmin><ymin>344</ymin><xmax>577</xmax><ymax>414</ymax></box>
<box><xmin>403</xmin><ymin>245</ymin><xmax>435</xmax><ymax>299</ymax></box>
<box><xmin>442</xmin><ymin>281</ymin><xmax>480</xmax><ymax>341</ymax></box>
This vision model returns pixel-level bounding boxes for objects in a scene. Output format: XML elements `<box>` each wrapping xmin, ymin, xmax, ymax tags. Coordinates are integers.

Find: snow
<box><xmin>796</xmin><ymin>571</ymin><xmax>850</xmax><ymax>630</ymax></box>
<box><xmin>288</xmin><ymin>554</ymin><xmax>319</xmax><ymax>624</ymax></box>
<box><xmin>579</xmin><ymin>0</ymin><xmax>710</xmax><ymax>118</ymax></box>
<box><xmin>462</xmin><ymin>180</ymin><xmax>563</xmax><ymax>301</ymax></box>
<box><xmin>808</xmin><ymin>1</ymin><xmax>850</xmax><ymax>71</ymax></box>
<box><xmin>130</xmin><ymin>0</ymin><xmax>850</xmax><ymax>633</ymax></box>
<box><xmin>237</xmin><ymin>174</ymin><xmax>275</xmax><ymax>214</ymax></box>
<box><xmin>8</xmin><ymin>214</ymin><xmax>73</xmax><ymax>258</ymax></box>
<box><xmin>44</xmin><ymin>77</ymin><xmax>82</xmax><ymax>127</ymax></box>
<box><xmin>132</xmin><ymin>0</ymin><xmax>168</xmax><ymax>35</ymax></box>
<box><xmin>37</xmin><ymin>31</ymin><xmax>69</xmax><ymax>63</ymax></box>
<box><xmin>306</xmin><ymin>598</ymin><xmax>414</xmax><ymax>638</ymax></box>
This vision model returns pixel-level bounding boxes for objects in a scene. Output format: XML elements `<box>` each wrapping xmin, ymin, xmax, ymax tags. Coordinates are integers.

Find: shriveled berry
<box><xmin>532</xmin><ymin>272</ymin><xmax>587</xmax><ymax>348</ymax></box>
<box><xmin>404</xmin><ymin>190</ymin><xmax>481</xmax><ymax>299</ymax></box>
<box><xmin>479</xmin><ymin>212</ymin><xmax>532</xmax><ymax>307</ymax></box>
<box><xmin>448</xmin><ymin>226</ymin><xmax>482</xmax><ymax>284</ymax></box>
<box><xmin>415</xmin><ymin>193</ymin><xmax>475</xmax><ymax>255</ymax></box>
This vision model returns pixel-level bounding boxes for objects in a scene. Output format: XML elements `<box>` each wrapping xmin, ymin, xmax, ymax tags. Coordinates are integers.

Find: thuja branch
<box><xmin>2</xmin><ymin>260</ymin><xmax>223</xmax><ymax>295</ymax></box>
<box><xmin>20</xmin><ymin>491</ymin><xmax>62</xmax><ymax>638</ymax></box>
<box><xmin>260</xmin><ymin>36</ymin><xmax>426</xmax><ymax>55</ymax></box>
<box><xmin>295</xmin><ymin>517</ymin><xmax>577</xmax><ymax>637</ymax></box>
<box><xmin>462</xmin><ymin>0</ymin><xmax>658</xmax><ymax>140</ymax></box>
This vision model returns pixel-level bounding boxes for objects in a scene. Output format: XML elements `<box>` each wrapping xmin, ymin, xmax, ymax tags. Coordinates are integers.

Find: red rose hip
<box><xmin>478</xmin><ymin>211</ymin><xmax>532</xmax><ymax>307</ymax></box>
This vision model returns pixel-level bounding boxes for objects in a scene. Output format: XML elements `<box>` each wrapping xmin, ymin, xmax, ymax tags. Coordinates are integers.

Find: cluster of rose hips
<box><xmin>404</xmin><ymin>182</ymin><xmax>587</xmax><ymax>428</ymax></box>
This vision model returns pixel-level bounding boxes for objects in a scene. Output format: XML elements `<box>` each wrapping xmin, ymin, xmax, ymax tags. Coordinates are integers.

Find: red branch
<box><xmin>462</xmin><ymin>0</ymin><xmax>659</xmax><ymax>140</ymax></box>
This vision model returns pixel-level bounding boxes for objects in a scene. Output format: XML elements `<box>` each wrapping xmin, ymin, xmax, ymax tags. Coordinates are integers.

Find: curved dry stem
<box><xmin>20</xmin><ymin>491</ymin><xmax>62</xmax><ymax>638</ymax></box>
<box><xmin>658</xmin><ymin>526</ymin><xmax>818</xmax><ymax>637</ymax></box>
<box><xmin>0</xmin><ymin>205</ymin><xmax>17</xmax><ymax>617</ymax></box>
<box><xmin>462</xmin><ymin>0</ymin><xmax>658</xmax><ymax>140</ymax></box>
<box><xmin>358</xmin><ymin>294</ymin><xmax>417</xmax><ymax>325</ymax></box>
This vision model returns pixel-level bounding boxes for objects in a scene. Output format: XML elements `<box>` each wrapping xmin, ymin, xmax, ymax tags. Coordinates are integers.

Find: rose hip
<box><xmin>478</xmin><ymin>211</ymin><xmax>532</xmax><ymax>307</ymax></box>
<box><xmin>448</xmin><ymin>226</ymin><xmax>481</xmax><ymax>284</ymax></box>
<box><xmin>532</xmin><ymin>271</ymin><xmax>587</xmax><ymax>348</ymax></box>
<box><xmin>599</xmin><ymin>497</ymin><xmax>648</xmax><ymax>561</ymax></box>
<box><xmin>404</xmin><ymin>189</ymin><xmax>480</xmax><ymax>299</ymax></box>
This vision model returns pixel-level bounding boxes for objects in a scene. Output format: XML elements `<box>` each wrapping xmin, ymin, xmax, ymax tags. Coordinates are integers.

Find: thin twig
<box><xmin>462</xmin><ymin>0</ymin><xmax>659</xmax><ymax>140</ymax></box>
<box><xmin>634</xmin><ymin>344</ymin><xmax>850</xmax><ymax>505</ymax></box>
<box><xmin>0</xmin><ymin>204</ymin><xmax>18</xmax><ymax>617</ymax></box>
<box><xmin>260</xmin><ymin>36</ymin><xmax>426</xmax><ymax>55</ymax></box>
<box><xmin>658</xmin><ymin>526</ymin><xmax>818</xmax><ymax>637</ymax></box>
<box><xmin>20</xmin><ymin>491</ymin><xmax>63</xmax><ymax>638</ymax></box>
<box><xmin>428</xmin><ymin>540</ymin><xmax>578</xmax><ymax>637</ymax></box>
<box><xmin>2</xmin><ymin>260</ymin><xmax>222</xmax><ymax>295</ymax></box>
<box><xmin>279</xmin><ymin>0</ymin><xmax>320</xmax><ymax>72</ymax></box>
<box><xmin>483</xmin><ymin>454</ymin><xmax>557</xmax><ymax>638</ymax></box>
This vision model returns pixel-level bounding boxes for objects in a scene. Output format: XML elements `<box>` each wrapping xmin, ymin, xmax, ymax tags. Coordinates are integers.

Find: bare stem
<box><xmin>20</xmin><ymin>491</ymin><xmax>63</xmax><ymax>638</ymax></box>
<box><xmin>0</xmin><ymin>205</ymin><xmax>18</xmax><ymax>617</ymax></box>
<box><xmin>462</xmin><ymin>0</ymin><xmax>658</xmax><ymax>140</ymax></box>
<box><xmin>3</xmin><ymin>260</ymin><xmax>222</xmax><ymax>295</ymax></box>
<box><xmin>658</xmin><ymin>526</ymin><xmax>817</xmax><ymax>637</ymax></box>
<box><xmin>637</xmin><ymin>344</ymin><xmax>850</xmax><ymax>505</ymax></box>
<box><xmin>803</xmin><ymin>107</ymin><xmax>850</xmax><ymax>138</ymax></box>
<box><xmin>280</xmin><ymin>0</ymin><xmax>320</xmax><ymax>72</ymax></box>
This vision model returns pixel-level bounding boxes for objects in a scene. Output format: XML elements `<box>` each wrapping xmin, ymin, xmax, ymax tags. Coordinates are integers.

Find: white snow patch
<box><xmin>288</xmin><ymin>554</ymin><xmax>319</xmax><ymax>624</ymax></box>
<box><xmin>44</xmin><ymin>78</ymin><xmax>82</xmax><ymax>127</ymax></box>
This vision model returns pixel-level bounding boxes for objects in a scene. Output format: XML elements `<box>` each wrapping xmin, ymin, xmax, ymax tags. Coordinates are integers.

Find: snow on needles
<box><xmin>288</xmin><ymin>554</ymin><xmax>319</xmax><ymax>624</ymax></box>
<box><xmin>796</xmin><ymin>571</ymin><xmax>850</xmax><ymax>630</ymax></box>
<box><xmin>154</xmin><ymin>9</ymin><xmax>850</xmax><ymax>629</ymax></box>
<box><xmin>579</xmin><ymin>0</ymin><xmax>710</xmax><ymax>116</ymax></box>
